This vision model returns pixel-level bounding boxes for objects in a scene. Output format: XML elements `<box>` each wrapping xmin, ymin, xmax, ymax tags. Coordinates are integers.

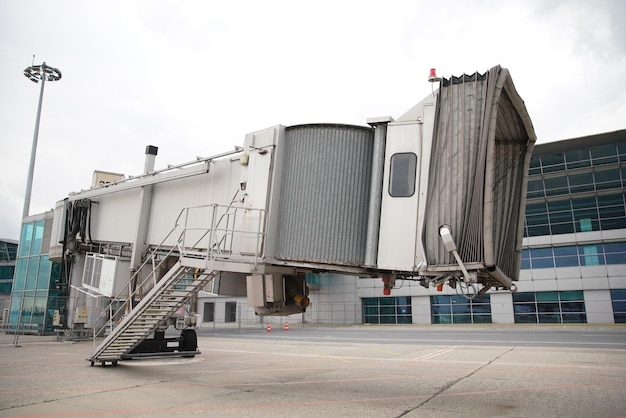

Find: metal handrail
<box><xmin>91</xmin><ymin>202</ymin><xmax>267</xmax><ymax>350</ymax></box>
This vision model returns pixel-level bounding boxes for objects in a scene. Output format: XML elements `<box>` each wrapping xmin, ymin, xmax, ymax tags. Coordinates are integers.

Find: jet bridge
<box><xmin>45</xmin><ymin>65</ymin><xmax>535</xmax><ymax>365</ymax></box>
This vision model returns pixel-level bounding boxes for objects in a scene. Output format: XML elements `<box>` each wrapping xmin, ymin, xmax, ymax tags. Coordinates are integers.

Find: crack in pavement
<box><xmin>396</xmin><ymin>346</ymin><xmax>516</xmax><ymax>417</ymax></box>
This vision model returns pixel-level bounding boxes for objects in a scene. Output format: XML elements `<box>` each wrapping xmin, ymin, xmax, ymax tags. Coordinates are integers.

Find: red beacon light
<box><xmin>428</xmin><ymin>68</ymin><xmax>441</xmax><ymax>82</ymax></box>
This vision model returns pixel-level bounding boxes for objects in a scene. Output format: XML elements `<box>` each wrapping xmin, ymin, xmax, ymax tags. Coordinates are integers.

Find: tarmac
<box><xmin>1</xmin><ymin>326</ymin><xmax>625</xmax><ymax>417</ymax></box>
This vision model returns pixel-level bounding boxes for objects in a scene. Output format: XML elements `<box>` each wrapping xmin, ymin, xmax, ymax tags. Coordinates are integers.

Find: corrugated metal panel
<box><xmin>275</xmin><ymin>124</ymin><xmax>374</xmax><ymax>266</ymax></box>
<box><xmin>423</xmin><ymin>66</ymin><xmax>536</xmax><ymax>283</ymax></box>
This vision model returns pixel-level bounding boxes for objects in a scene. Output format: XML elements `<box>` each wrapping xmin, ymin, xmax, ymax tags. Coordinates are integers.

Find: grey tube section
<box><xmin>489</xmin><ymin>266</ymin><xmax>514</xmax><ymax>289</ymax></box>
<box><xmin>364</xmin><ymin>122</ymin><xmax>388</xmax><ymax>267</ymax></box>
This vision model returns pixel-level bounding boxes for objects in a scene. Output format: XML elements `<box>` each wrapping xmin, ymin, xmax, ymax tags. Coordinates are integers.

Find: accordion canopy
<box><xmin>423</xmin><ymin>65</ymin><xmax>536</xmax><ymax>282</ymax></box>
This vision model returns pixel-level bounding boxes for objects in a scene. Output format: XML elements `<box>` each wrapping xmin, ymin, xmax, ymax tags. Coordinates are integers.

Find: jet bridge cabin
<box><xmin>46</xmin><ymin>65</ymin><xmax>535</xmax><ymax>365</ymax></box>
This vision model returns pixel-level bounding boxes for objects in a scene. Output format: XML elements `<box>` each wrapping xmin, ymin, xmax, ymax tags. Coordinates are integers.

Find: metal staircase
<box><xmin>88</xmin><ymin>261</ymin><xmax>216</xmax><ymax>365</ymax></box>
<box><xmin>88</xmin><ymin>203</ymin><xmax>266</xmax><ymax>366</ymax></box>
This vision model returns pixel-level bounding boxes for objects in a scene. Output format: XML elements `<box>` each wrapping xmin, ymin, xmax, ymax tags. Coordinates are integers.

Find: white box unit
<box><xmin>82</xmin><ymin>253</ymin><xmax>130</xmax><ymax>297</ymax></box>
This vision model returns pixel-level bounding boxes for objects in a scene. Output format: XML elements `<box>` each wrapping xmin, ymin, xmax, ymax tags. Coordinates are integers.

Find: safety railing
<box><xmin>90</xmin><ymin>202</ymin><xmax>267</xmax><ymax>348</ymax></box>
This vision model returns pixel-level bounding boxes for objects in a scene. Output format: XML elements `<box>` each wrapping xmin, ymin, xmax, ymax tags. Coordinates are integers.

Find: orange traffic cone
<box><xmin>284</xmin><ymin>322</ymin><xmax>289</xmax><ymax>332</ymax></box>
<box><xmin>267</xmin><ymin>322</ymin><xmax>271</xmax><ymax>332</ymax></box>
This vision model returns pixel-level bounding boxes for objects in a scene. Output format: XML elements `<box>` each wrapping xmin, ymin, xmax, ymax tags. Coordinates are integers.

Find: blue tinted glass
<box><xmin>572</xmin><ymin>196</ymin><xmax>597</xmax><ymax>210</ymax></box>
<box><xmin>530</xmin><ymin>248</ymin><xmax>553</xmax><ymax>258</ymax></box>
<box><xmin>531</xmin><ymin>258</ymin><xmax>554</xmax><ymax>269</ymax></box>
<box><xmin>541</xmin><ymin>154</ymin><xmax>565</xmax><ymax>172</ymax></box>
<box><xmin>604</xmin><ymin>242</ymin><xmax>626</xmax><ymax>253</ymax></box>
<box><xmin>555</xmin><ymin>256</ymin><xmax>579</xmax><ymax>267</ymax></box>
<box><xmin>526</xmin><ymin>202</ymin><xmax>547</xmax><ymax>215</ymax></box>
<box><xmin>553</xmin><ymin>246</ymin><xmax>578</xmax><ymax>256</ymax></box>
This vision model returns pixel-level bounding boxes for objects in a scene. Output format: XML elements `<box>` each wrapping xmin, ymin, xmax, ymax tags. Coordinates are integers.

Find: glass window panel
<box><xmin>599</xmin><ymin>204</ymin><xmax>626</xmax><ymax>219</ymax></box>
<box><xmin>610</xmin><ymin>289</ymin><xmax>626</xmax><ymax>300</ymax></box>
<box><xmin>531</xmin><ymin>258</ymin><xmax>554</xmax><ymax>269</ymax></box>
<box><xmin>538</xmin><ymin>314</ymin><xmax>561</xmax><ymax>323</ymax></box>
<box><xmin>515</xmin><ymin>313</ymin><xmax>538</xmax><ymax>323</ymax></box>
<box><xmin>606</xmin><ymin>253</ymin><xmax>626</xmax><ymax>264</ymax></box>
<box><xmin>527</xmin><ymin>225</ymin><xmax>551</xmax><ymax>237</ymax></box>
<box><xmin>559</xmin><ymin>290</ymin><xmax>583</xmax><ymax>301</ymax></box>
<box><xmin>430</xmin><ymin>295</ymin><xmax>451</xmax><ymax>305</ymax></box>
<box><xmin>389</xmin><ymin>153</ymin><xmax>417</xmax><ymax>197</ymax></box>
<box><xmin>451</xmin><ymin>303</ymin><xmax>471</xmax><ymax>315</ymax></box>
<box><xmin>31</xmin><ymin>220</ymin><xmax>45</xmax><ymax>256</ymax></box>
<box><xmin>576</xmin><ymin>219</ymin><xmax>600</xmax><ymax>233</ymax></box>
<box><xmin>544</xmin><ymin>177</ymin><xmax>569</xmax><ymax>196</ymax></box>
<box><xmin>526</xmin><ymin>201</ymin><xmax>548</xmax><ymax>215</ymax></box>
<box><xmin>572</xmin><ymin>196</ymin><xmax>597</xmax><ymax>210</ymax></box>
<box><xmin>618</xmin><ymin>142</ymin><xmax>626</xmax><ymax>157</ymax></box>
<box><xmin>541</xmin><ymin>154</ymin><xmax>565</xmax><ymax>172</ymax></box>
<box><xmin>601</xmin><ymin>218</ymin><xmax>626</xmax><ymax>230</ymax></box>
<box><xmin>604</xmin><ymin>236</ymin><xmax>626</xmax><ymax>250</ymax></box>
<box><xmin>579</xmin><ymin>244</ymin><xmax>604</xmax><ymax>266</ymax></box>
<box><xmin>597</xmin><ymin>193</ymin><xmax>625</xmax><ymax>207</ymax></box>
<box><xmin>526</xmin><ymin>214</ymin><xmax>548</xmax><ymax>226</ymax></box>
<box><xmin>18</xmin><ymin>223</ymin><xmax>34</xmax><ymax>257</ymax></box>
<box><xmin>513</xmin><ymin>303</ymin><xmax>536</xmax><ymax>314</ymax></box>
<box><xmin>521</xmin><ymin>259</ymin><xmax>531</xmax><ymax>269</ymax></box>
<box><xmin>537</xmin><ymin>302</ymin><xmax>560</xmax><ymax>313</ymax></box>
<box><xmin>591</xmin><ymin>143</ymin><xmax>618</xmax><ymax>164</ymax></box>
<box><xmin>594</xmin><ymin>168</ymin><xmax>621</xmax><ymax>186</ymax></box>
<box><xmin>36</xmin><ymin>257</ymin><xmax>51</xmax><ymax>290</ymax></box>
<box><xmin>573</xmin><ymin>208</ymin><xmax>598</xmax><ymax>221</ymax></box>
<box><xmin>561</xmin><ymin>313</ymin><xmax>587</xmax><ymax>323</ymax></box>
<box><xmin>530</xmin><ymin>248</ymin><xmax>553</xmax><ymax>258</ymax></box>
<box><xmin>13</xmin><ymin>258</ymin><xmax>27</xmax><ymax>291</ymax></box>
<box><xmin>611</xmin><ymin>301</ymin><xmax>626</xmax><ymax>312</ymax></box>
<box><xmin>536</xmin><ymin>292</ymin><xmax>559</xmax><ymax>302</ymax></box>
<box><xmin>612</xmin><ymin>313</ymin><xmax>626</xmax><ymax>323</ymax></box>
<box><xmin>568</xmin><ymin>172</ymin><xmax>595</xmax><ymax>193</ymax></box>
<box><xmin>551</xmin><ymin>222</ymin><xmax>575</xmax><ymax>235</ymax></box>
<box><xmin>471</xmin><ymin>304</ymin><xmax>492</xmax><ymax>314</ymax></box>
<box><xmin>26</xmin><ymin>257</ymin><xmax>39</xmax><ymax>290</ymax></box>
<box><xmin>553</xmin><ymin>246</ymin><xmax>578</xmax><ymax>256</ymax></box>
<box><xmin>526</xmin><ymin>180</ymin><xmax>545</xmax><ymax>198</ymax></box>
<box><xmin>513</xmin><ymin>293</ymin><xmax>535</xmax><ymax>303</ymax></box>
<box><xmin>472</xmin><ymin>315</ymin><xmax>492</xmax><ymax>324</ymax></box>
<box><xmin>548</xmin><ymin>199</ymin><xmax>572</xmax><ymax>212</ymax></box>
<box><xmin>453</xmin><ymin>314</ymin><xmax>472</xmax><ymax>324</ymax></box>
<box><xmin>560</xmin><ymin>302</ymin><xmax>585</xmax><ymax>312</ymax></box>
<box><xmin>565</xmin><ymin>148</ymin><xmax>590</xmax><ymax>168</ymax></box>
<box><xmin>432</xmin><ymin>314</ymin><xmax>452</xmax><ymax>324</ymax></box>
<box><xmin>555</xmin><ymin>256</ymin><xmax>579</xmax><ymax>267</ymax></box>
<box><xmin>549</xmin><ymin>210</ymin><xmax>572</xmax><ymax>224</ymax></box>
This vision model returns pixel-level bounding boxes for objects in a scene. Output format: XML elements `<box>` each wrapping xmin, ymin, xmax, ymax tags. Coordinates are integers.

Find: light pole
<box><xmin>22</xmin><ymin>62</ymin><xmax>62</xmax><ymax>219</ymax></box>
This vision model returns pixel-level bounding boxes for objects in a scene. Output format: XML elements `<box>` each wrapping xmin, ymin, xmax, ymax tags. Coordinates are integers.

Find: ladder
<box><xmin>88</xmin><ymin>260</ymin><xmax>216</xmax><ymax>366</ymax></box>
<box><xmin>88</xmin><ymin>203</ymin><xmax>265</xmax><ymax>366</ymax></box>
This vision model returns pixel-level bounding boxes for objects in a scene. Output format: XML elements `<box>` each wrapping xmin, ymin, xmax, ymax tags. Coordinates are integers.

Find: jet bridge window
<box><xmin>389</xmin><ymin>153</ymin><xmax>417</xmax><ymax>197</ymax></box>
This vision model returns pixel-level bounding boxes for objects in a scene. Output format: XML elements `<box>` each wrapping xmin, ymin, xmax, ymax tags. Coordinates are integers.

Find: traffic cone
<box><xmin>284</xmin><ymin>322</ymin><xmax>289</xmax><ymax>332</ymax></box>
<box><xmin>267</xmin><ymin>322</ymin><xmax>271</xmax><ymax>332</ymax></box>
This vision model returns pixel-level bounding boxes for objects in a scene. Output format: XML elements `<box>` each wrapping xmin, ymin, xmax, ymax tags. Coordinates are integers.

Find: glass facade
<box><xmin>0</xmin><ymin>240</ymin><xmax>18</xmax><ymax>294</ymax></box>
<box><xmin>611</xmin><ymin>289</ymin><xmax>626</xmax><ymax>324</ymax></box>
<box><xmin>431</xmin><ymin>295</ymin><xmax>492</xmax><ymax>324</ymax></box>
<box><xmin>521</xmin><ymin>241</ymin><xmax>626</xmax><ymax>269</ymax></box>
<box><xmin>362</xmin><ymin>297</ymin><xmax>412</xmax><ymax>324</ymax></box>
<box><xmin>513</xmin><ymin>291</ymin><xmax>586</xmax><ymax>324</ymax></box>
<box><xmin>524</xmin><ymin>140</ymin><xmax>626</xmax><ymax>238</ymax></box>
<box><xmin>8</xmin><ymin>219</ymin><xmax>64</xmax><ymax>333</ymax></box>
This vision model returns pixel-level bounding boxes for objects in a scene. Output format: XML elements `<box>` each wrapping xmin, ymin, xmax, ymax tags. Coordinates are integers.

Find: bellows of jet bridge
<box><xmin>51</xmin><ymin>64</ymin><xmax>535</xmax><ymax>319</ymax></box>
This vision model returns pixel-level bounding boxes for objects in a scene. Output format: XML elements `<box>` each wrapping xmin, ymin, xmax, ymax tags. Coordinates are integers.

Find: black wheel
<box><xmin>90</xmin><ymin>360</ymin><xmax>95</xmax><ymax>367</ymax></box>
<box><xmin>112</xmin><ymin>360</ymin><xmax>118</xmax><ymax>367</ymax></box>
<box><xmin>101</xmin><ymin>361</ymin><xmax>106</xmax><ymax>367</ymax></box>
<box><xmin>180</xmin><ymin>328</ymin><xmax>197</xmax><ymax>352</ymax></box>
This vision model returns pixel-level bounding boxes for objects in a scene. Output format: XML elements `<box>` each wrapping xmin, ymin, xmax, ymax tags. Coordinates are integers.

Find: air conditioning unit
<box><xmin>82</xmin><ymin>253</ymin><xmax>130</xmax><ymax>297</ymax></box>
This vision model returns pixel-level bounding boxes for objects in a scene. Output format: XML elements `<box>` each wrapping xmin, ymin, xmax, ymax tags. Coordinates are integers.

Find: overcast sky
<box><xmin>1</xmin><ymin>0</ymin><xmax>625</xmax><ymax>240</ymax></box>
